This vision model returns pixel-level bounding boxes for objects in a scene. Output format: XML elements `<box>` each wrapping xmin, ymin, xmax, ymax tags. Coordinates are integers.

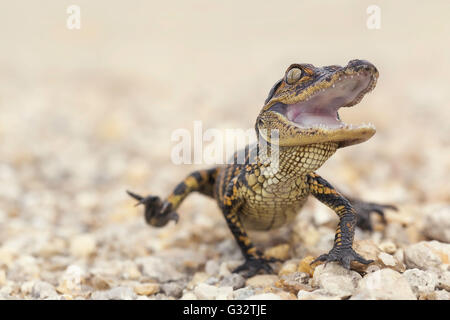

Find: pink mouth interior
<box><xmin>285</xmin><ymin>73</ymin><xmax>372</xmax><ymax>128</ymax></box>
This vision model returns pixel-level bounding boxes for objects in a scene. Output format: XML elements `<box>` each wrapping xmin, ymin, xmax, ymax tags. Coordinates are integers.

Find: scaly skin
<box><xmin>127</xmin><ymin>59</ymin><xmax>397</xmax><ymax>277</ymax></box>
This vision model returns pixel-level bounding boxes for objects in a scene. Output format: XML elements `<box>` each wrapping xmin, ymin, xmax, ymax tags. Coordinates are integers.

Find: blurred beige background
<box><xmin>0</xmin><ymin>0</ymin><xmax>448</xmax><ymax>299</ymax></box>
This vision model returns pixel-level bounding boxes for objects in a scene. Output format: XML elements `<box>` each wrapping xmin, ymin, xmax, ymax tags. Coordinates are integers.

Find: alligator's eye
<box><xmin>286</xmin><ymin>67</ymin><xmax>302</xmax><ymax>84</ymax></box>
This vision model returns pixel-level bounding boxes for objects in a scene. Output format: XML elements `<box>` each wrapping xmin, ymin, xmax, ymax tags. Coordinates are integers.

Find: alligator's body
<box><xmin>128</xmin><ymin>60</ymin><xmax>396</xmax><ymax>276</ymax></box>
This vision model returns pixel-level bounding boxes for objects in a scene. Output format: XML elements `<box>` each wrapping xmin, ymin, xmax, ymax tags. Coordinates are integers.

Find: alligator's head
<box><xmin>256</xmin><ymin>59</ymin><xmax>378</xmax><ymax>148</ymax></box>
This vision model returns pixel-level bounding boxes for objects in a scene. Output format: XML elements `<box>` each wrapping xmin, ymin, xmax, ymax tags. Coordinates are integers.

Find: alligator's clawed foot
<box><xmin>350</xmin><ymin>199</ymin><xmax>398</xmax><ymax>231</ymax></box>
<box><xmin>233</xmin><ymin>256</ymin><xmax>275</xmax><ymax>278</ymax></box>
<box><xmin>311</xmin><ymin>247</ymin><xmax>373</xmax><ymax>270</ymax></box>
<box><xmin>126</xmin><ymin>190</ymin><xmax>179</xmax><ymax>227</ymax></box>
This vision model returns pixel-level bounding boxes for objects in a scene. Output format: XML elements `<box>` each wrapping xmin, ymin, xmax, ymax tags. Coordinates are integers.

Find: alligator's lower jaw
<box><xmin>259</xmin><ymin>122</ymin><xmax>376</xmax><ymax>148</ymax></box>
<box><xmin>303</xmin><ymin>124</ymin><xmax>376</xmax><ymax>148</ymax></box>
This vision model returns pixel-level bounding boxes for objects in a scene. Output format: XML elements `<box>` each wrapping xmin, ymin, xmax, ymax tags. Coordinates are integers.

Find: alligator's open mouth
<box><xmin>259</xmin><ymin>60</ymin><xmax>380</xmax><ymax>148</ymax></box>
<box><xmin>270</xmin><ymin>69</ymin><xmax>376</xmax><ymax>131</ymax></box>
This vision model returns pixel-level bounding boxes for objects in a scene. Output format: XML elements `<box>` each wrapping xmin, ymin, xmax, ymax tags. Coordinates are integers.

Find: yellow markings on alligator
<box><xmin>239</xmin><ymin>236</ymin><xmax>251</xmax><ymax>247</ymax></box>
<box><xmin>247</xmin><ymin>174</ymin><xmax>257</xmax><ymax>187</ymax></box>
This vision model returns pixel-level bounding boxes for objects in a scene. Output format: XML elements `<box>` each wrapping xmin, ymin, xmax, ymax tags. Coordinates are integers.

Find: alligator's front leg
<box><xmin>307</xmin><ymin>173</ymin><xmax>373</xmax><ymax>269</ymax></box>
<box><xmin>222</xmin><ymin>175</ymin><xmax>274</xmax><ymax>277</ymax></box>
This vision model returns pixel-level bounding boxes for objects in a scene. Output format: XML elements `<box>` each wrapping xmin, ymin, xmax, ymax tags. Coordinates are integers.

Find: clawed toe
<box><xmin>233</xmin><ymin>257</ymin><xmax>274</xmax><ymax>277</ymax></box>
<box><xmin>127</xmin><ymin>190</ymin><xmax>159</xmax><ymax>206</ymax></box>
<box><xmin>126</xmin><ymin>190</ymin><xmax>144</xmax><ymax>202</ymax></box>
<box><xmin>126</xmin><ymin>190</ymin><xmax>177</xmax><ymax>227</ymax></box>
<box><xmin>311</xmin><ymin>247</ymin><xmax>373</xmax><ymax>270</ymax></box>
<box><xmin>311</xmin><ymin>253</ymin><xmax>335</xmax><ymax>265</ymax></box>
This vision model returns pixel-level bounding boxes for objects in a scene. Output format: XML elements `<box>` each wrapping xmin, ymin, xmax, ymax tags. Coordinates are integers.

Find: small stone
<box><xmin>278</xmin><ymin>260</ymin><xmax>299</xmax><ymax>276</ymax></box>
<box><xmin>245</xmin><ymin>275</ymin><xmax>278</xmax><ymax>288</ymax></box>
<box><xmin>378</xmin><ymin>252</ymin><xmax>397</xmax><ymax>267</ymax></box>
<box><xmin>91</xmin><ymin>286</ymin><xmax>136</xmax><ymax>300</ymax></box>
<box><xmin>194</xmin><ymin>283</ymin><xmax>218</xmax><ymax>300</ymax></box>
<box><xmin>379</xmin><ymin>241</ymin><xmax>397</xmax><ymax>254</ymax></box>
<box><xmin>422</xmin><ymin>206</ymin><xmax>450</xmax><ymax>243</ymax></box>
<box><xmin>86</xmin><ymin>274</ymin><xmax>112</xmax><ymax>290</ymax></box>
<box><xmin>161</xmin><ymin>282</ymin><xmax>184</xmax><ymax>298</ymax></box>
<box><xmin>219</xmin><ymin>273</ymin><xmax>245</xmax><ymax>290</ymax></box>
<box><xmin>69</xmin><ymin>234</ymin><xmax>97</xmax><ymax>258</ymax></box>
<box><xmin>136</xmin><ymin>257</ymin><xmax>184</xmax><ymax>282</ymax></box>
<box><xmin>56</xmin><ymin>265</ymin><xmax>84</xmax><ymax>295</ymax></box>
<box><xmin>134</xmin><ymin>283</ymin><xmax>159</xmax><ymax>296</ymax></box>
<box><xmin>264</xmin><ymin>244</ymin><xmax>290</xmax><ymax>261</ymax></box>
<box><xmin>233</xmin><ymin>287</ymin><xmax>254</xmax><ymax>300</ymax></box>
<box><xmin>276</xmin><ymin>272</ymin><xmax>311</xmax><ymax>294</ymax></box>
<box><xmin>352</xmin><ymin>240</ymin><xmax>379</xmax><ymax>261</ymax></box>
<box><xmin>31</xmin><ymin>281</ymin><xmax>59</xmax><ymax>300</ymax></box>
<box><xmin>298</xmin><ymin>289</ymin><xmax>340</xmax><ymax>300</ymax></box>
<box><xmin>427</xmin><ymin>241</ymin><xmax>450</xmax><ymax>263</ymax></box>
<box><xmin>121</xmin><ymin>261</ymin><xmax>141</xmax><ymax>280</ymax></box>
<box><xmin>245</xmin><ymin>293</ymin><xmax>281</xmax><ymax>300</ymax></box>
<box><xmin>187</xmin><ymin>272</ymin><xmax>209</xmax><ymax>290</ymax></box>
<box><xmin>352</xmin><ymin>240</ymin><xmax>405</xmax><ymax>272</ymax></box>
<box><xmin>404</xmin><ymin>241</ymin><xmax>449</xmax><ymax>271</ymax></box>
<box><xmin>194</xmin><ymin>283</ymin><xmax>232</xmax><ymax>300</ymax></box>
<box><xmin>311</xmin><ymin>263</ymin><xmax>362</xmax><ymax>298</ymax></box>
<box><xmin>352</xmin><ymin>269</ymin><xmax>416</xmax><ymax>300</ymax></box>
<box><xmin>297</xmin><ymin>256</ymin><xmax>316</xmax><ymax>276</ymax></box>
<box><xmin>403</xmin><ymin>269</ymin><xmax>438</xmax><ymax>297</ymax></box>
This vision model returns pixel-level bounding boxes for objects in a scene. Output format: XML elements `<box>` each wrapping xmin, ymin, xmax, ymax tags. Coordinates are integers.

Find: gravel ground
<box><xmin>0</xmin><ymin>1</ymin><xmax>449</xmax><ymax>300</ymax></box>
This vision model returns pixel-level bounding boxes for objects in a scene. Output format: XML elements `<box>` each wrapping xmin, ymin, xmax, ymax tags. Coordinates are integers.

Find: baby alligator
<box><xmin>128</xmin><ymin>59</ymin><xmax>396</xmax><ymax>277</ymax></box>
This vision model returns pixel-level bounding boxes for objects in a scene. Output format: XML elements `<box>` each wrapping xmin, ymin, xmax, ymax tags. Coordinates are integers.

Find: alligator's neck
<box><xmin>256</xmin><ymin>141</ymin><xmax>338</xmax><ymax>177</ymax></box>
